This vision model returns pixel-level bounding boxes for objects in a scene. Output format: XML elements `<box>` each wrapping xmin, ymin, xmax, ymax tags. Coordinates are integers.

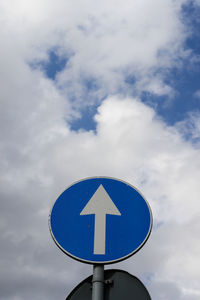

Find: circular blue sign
<box><xmin>49</xmin><ymin>177</ymin><xmax>153</xmax><ymax>264</ymax></box>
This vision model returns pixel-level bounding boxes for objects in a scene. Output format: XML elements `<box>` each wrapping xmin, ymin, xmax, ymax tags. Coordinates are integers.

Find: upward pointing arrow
<box><xmin>80</xmin><ymin>184</ymin><xmax>121</xmax><ymax>255</ymax></box>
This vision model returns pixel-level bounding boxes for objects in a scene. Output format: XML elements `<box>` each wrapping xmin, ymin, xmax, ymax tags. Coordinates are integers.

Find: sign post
<box><xmin>49</xmin><ymin>176</ymin><xmax>153</xmax><ymax>299</ymax></box>
<box><xmin>92</xmin><ymin>265</ymin><xmax>104</xmax><ymax>300</ymax></box>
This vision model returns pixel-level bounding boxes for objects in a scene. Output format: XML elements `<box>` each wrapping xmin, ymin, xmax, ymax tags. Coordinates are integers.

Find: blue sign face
<box><xmin>49</xmin><ymin>177</ymin><xmax>152</xmax><ymax>264</ymax></box>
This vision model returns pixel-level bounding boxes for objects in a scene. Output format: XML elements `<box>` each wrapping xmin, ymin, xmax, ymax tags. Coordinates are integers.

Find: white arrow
<box><xmin>80</xmin><ymin>184</ymin><xmax>121</xmax><ymax>255</ymax></box>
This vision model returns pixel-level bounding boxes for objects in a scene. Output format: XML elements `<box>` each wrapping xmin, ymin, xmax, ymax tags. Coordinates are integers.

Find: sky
<box><xmin>0</xmin><ymin>0</ymin><xmax>200</xmax><ymax>299</ymax></box>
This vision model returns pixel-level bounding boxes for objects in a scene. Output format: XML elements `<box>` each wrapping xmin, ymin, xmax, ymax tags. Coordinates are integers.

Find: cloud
<box><xmin>0</xmin><ymin>1</ymin><xmax>200</xmax><ymax>299</ymax></box>
<box><xmin>176</xmin><ymin>111</ymin><xmax>200</xmax><ymax>142</ymax></box>
<box><xmin>194</xmin><ymin>89</ymin><xmax>200</xmax><ymax>98</ymax></box>
<box><xmin>0</xmin><ymin>0</ymin><xmax>193</xmax><ymax>106</ymax></box>
<box><xmin>1</xmin><ymin>93</ymin><xmax>200</xmax><ymax>299</ymax></box>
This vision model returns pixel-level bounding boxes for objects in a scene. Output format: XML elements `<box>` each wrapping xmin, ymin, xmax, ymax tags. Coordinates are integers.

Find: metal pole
<box><xmin>92</xmin><ymin>264</ymin><xmax>104</xmax><ymax>300</ymax></box>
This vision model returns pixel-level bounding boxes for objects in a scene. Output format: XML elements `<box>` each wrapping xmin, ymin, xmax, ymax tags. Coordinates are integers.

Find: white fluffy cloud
<box><xmin>1</xmin><ymin>93</ymin><xmax>200</xmax><ymax>299</ymax></box>
<box><xmin>0</xmin><ymin>0</ymin><xmax>192</xmax><ymax>105</ymax></box>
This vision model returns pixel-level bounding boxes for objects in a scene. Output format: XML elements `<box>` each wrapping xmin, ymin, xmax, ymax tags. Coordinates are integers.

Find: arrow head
<box><xmin>80</xmin><ymin>184</ymin><xmax>121</xmax><ymax>216</ymax></box>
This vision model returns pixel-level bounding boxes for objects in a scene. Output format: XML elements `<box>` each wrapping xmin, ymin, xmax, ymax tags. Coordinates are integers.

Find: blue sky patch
<box><xmin>30</xmin><ymin>49</ymin><xmax>68</xmax><ymax>80</ymax></box>
<box><xmin>69</xmin><ymin>104</ymin><xmax>98</xmax><ymax>132</ymax></box>
<box><xmin>141</xmin><ymin>62</ymin><xmax>200</xmax><ymax>126</ymax></box>
<box><xmin>141</xmin><ymin>3</ymin><xmax>200</xmax><ymax>127</ymax></box>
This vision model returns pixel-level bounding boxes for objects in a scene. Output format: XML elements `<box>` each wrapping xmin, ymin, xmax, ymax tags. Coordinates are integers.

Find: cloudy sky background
<box><xmin>0</xmin><ymin>0</ymin><xmax>200</xmax><ymax>299</ymax></box>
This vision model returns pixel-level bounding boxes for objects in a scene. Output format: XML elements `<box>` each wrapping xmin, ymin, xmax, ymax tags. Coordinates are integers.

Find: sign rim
<box><xmin>49</xmin><ymin>176</ymin><xmax>153</xmax><ymax>265</ymax></box>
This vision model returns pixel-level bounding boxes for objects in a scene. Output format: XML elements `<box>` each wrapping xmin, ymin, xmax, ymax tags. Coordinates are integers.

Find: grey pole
<box><xmin>92</xmin><ymin>264</ymin><xmax>104</xmax><ymax>300</ymax></box>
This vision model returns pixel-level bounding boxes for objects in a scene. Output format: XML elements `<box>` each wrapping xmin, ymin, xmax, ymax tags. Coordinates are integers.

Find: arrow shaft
<box><xmin>94</xmin><ymin>214</ymin><xmax>106</xmax><ymax>255</ymax></box>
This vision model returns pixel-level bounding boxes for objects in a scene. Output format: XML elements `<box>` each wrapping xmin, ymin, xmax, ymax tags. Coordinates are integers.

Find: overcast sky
<box><xmin>0</xmin><ymin>0</ymin><xmax>200</xmax><ymax>299</ymax></box>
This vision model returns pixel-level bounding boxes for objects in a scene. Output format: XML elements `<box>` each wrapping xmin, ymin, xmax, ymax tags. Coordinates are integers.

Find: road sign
<box><xmin>66</xmin><ymin>269</ymin><xmax>151</xmax><ymax>300</ymax></box>
<box><xmin>49</xmin><ymin>177</ymin><xmax>152</xmax><ymax>264</ymax></box>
